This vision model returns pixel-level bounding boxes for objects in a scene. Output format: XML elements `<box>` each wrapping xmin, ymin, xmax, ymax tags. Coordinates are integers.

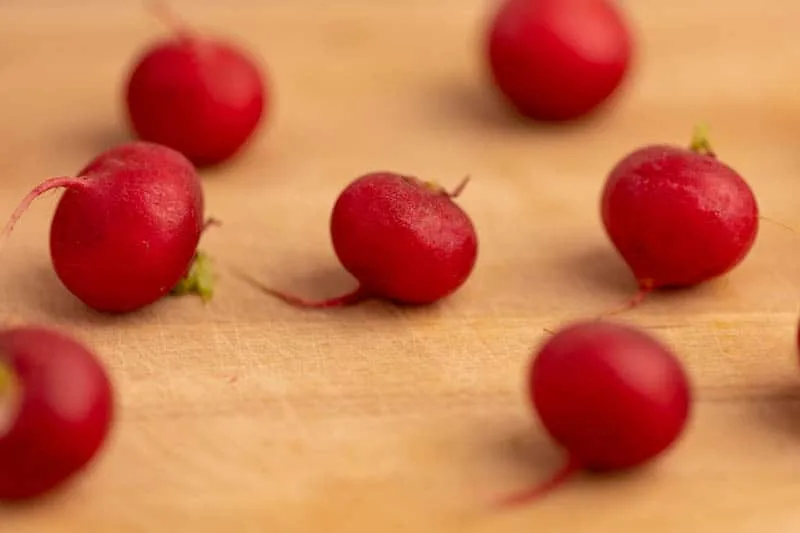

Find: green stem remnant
<box><xmin>448</xmin><ymin>175</ymin><xmax>471</xmax><ymax>198</ymax></box>
<box><xmin>202</xmin><ymin>217</ymin><xmax>222</xmax><ymax>233</ymax></box>
<box><xmin>0</xmin><ymin>361</ymin><xmax>19</xmax><ymax>437</ymax></box>
<box><xmin>689</xmin><ymin>123</ymin><xmax>716</xmax><ymax>157</ymax></box>
<box><xmin>171</xmin><ymin>250</ymin><xmax>215</xmax><ymax>303</ymax></box>
<box><xmin>411</xmin><ymin>175</ymin><xmax>472</xmax><ymax>198</ymax></box>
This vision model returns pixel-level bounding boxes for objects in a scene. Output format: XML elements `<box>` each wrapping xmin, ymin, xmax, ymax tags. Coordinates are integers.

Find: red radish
<box><xmin>239</xmin><ymin>172</ymin><xmax>478</xmax><ymax>307</ymax></box>
<box><xmin>601</xmin><ymin>126</ymin><xmax>759</xmax><ymax>311</ymax></box>
<box><xmin>795</xmin><ymin>316</ymin><xmax>800</xmax><ymax>362</ymax></box>
<box><xmin>125</xmin><ymin>1</ymin><xmax>268</xmax><ymax>167</ymax></box>
<box><xmin>1</xmin><ymin>141</ymin><xmax>209</xmax><ymax>313</ymax></box>
<box><xmin>501</xmin><ymin>320</ymin><xmax>691</xmax><ymax>505</ymax></box>
<box><xmin>0</xmin><ymin>326</ymin><xmax>113</xmax><ymax>501</ymax></box>
<box><xmin>485</xmin><ymin>0</ymin><xmax>633</xmax><ymax>121</ymax></box>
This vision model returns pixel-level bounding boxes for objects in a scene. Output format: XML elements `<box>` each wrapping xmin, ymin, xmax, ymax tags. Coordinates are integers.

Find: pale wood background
<box><xmin>2</xmin><ymin>1</ymin><xmax>800</xmax><ymax>531</ymax></box>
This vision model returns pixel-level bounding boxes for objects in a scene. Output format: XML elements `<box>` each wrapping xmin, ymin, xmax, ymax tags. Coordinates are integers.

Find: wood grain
<box><xmin>2</xmin><ymin>1</ymin><xmax>800</xmax><ymax>531</ymax></box>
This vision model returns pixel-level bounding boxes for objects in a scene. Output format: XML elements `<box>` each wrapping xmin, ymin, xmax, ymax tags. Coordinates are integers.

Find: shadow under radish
<box><xmin>274</xmin><ymin>265</ymin><xmax>362</xmax><ymax>303</ymax></box>
<box><xmin>225</xmin><ymin>260</ymin><xmax>463</xmax><ymax>322</ymax></box>
<box><xmin>551</xmin><ymin>243</ymin><xmax>729</xmax><ymax>316</ymax></box>
<box><xmin>483</xmin><ymin>424</ymin><xmax>566</xmax><ymax>482</ymax></box>
<box><xmin>422</xmin><ymin>77</ymin><xmax>619</xmax><ymax>134</ymax></box>
<box><xmin>0</xmin><ymin>481</ymin><xmax>74</xmax><ymax>511</ymax></box>
<box><xmin>6</xmin><ymin>262</ymin><xmax>154</xmax><ymax>328</ymax></box>
<box><xmin>744</xmin><ymin>379</ymin><xmax>800</xmax><ymax>443</ymax></box>
<box><xmin>229</xmin><ymin>262</ymin><xmax>359</xmax><ymax>304</ymax></box>
<box><xmin>429</xmin><ymin>80</ymin><xmax>533</xmax><ymax>132</ymax></box>
<box><xmin>478</xmin><ymin>423</ymin><xmax>658</xmax><ymax>509</ymax></box>
<box><xmin>554</xmin><ymin>243</ymin><xmax>636</xmax><ymax>297</ymax></box>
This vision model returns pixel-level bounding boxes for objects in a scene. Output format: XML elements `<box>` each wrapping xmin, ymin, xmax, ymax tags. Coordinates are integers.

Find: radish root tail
<box><xmin>599</xmin><ymin>280</ymin><xmax>654</xmax><ymax>318</ymax></box>
<box><xmin>232</xmin><ymin>269</ymin><xmax>369</xmax><ymax>308</ymax></box>
<box><xmin>495</xmin><ymin>456</ymin><xmax>582</xmax><ymax>508</ymax></box>
<box><xmin>0</xmin><ymin>177</ymin><xmax>84</xmax><ymax>246</ymax></box>
<box><xmin>759</xmin><ymin>215</ymin><xmax>797</xmax><ymax>234</ymax></box>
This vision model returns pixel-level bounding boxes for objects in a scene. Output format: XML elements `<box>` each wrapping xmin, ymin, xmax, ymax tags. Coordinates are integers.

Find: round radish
<box><xmin>601</xmin><ymin>126</ymin><xmax>759</xmax><ymax>309</ymax></box>
<box><xmin>485</xmin><ymin>0</ymin><xmax>633</xmax><ymax>121</ymax></box>
<box><xmin>240</xmin><ymin>172</ymin><xmax>479</xmax><ymax>307</ymax></box>
<box><xmin>1</xmin><ymin>141</ymin><xmax>209</xmax><ymax>313</ymax></box>
<box><xmin>125</xmin><ymin>3</ymin><xmax>267</xmax><ymax>167</ymax></box>
<box><xmin>501</xmin><ymin>320</ymin><xmax>691</xmax><ymax>505</ymax></box>
<box><xmin>0</xmin><ymin>326</ymin><xmax>114</xmax><ymax>501</ymax></box>
<box><xmin>796</xmin><ymin>317</ymin><xmax>800</xmax><ymax>360</ymax></box>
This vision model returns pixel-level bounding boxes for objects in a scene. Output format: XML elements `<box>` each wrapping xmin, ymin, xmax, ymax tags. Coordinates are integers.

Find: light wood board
<box><xmin>2</xmin><ymin>1</ymin><xmax>800</xmax><ymax>531</ymax></box>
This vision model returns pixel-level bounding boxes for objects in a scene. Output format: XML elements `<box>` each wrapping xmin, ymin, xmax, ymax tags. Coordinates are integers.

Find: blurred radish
<box><xmin>500</xmin><ymin>320</ymin><xmax>692</xmax><ymax>505</ymax></box>
<box><xmin>486</xmin><ymin>0</ymin><xmax>633</xmax><ymax>121</ymax></box>
<box><xmin>0</xmin><ymin>326</ymin><xmax>113</xmax><ymax>501</ymax></box>
<box><xmin>125</xmin><ymin>1</ymin><xmax>268</xmax><ymax>166</ymax></box>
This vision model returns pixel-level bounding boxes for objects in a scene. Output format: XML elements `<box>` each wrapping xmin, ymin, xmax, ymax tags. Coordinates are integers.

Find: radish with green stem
<box><xmin>601</xmin><ymin>125</ymin><xmax>759</xmax><ymax>313</ymax></box>
<box><xmin>1</xmin><ymin>141</ymin><xmax>212</xmax><ymax>313</ymax></box>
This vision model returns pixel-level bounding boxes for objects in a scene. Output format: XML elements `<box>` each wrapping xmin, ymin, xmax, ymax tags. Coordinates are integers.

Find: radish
<box><xmin>795</xmin><ymin>314</ymin><xmax>800</xmax><ymax>360</ymax></box>
<box><xmin>485</xmin><ymin>0</ymin><xmax>633</xmax><ymax>121</ymax></box>
<box><xmin>0</xmin><ymin>326</ymin><xmax>114</xmax><ymax>501</ymax></box>
<box><xmin>1</xmin><ymin>141</ymin><xmax>210</xmax><ymax>313</ymax></box>
<box><xmin>501</xmin><ymin>320</ymin><xmax>691</xmax><ymax>505</ymax></box>
<box><xmin>601</xmin><ymin>126</ymin><xmax>759</xmax><ymax>311</ymax></box>
<box><xmin>239</xmin><ymin>172</ymin><xmax>478</xmax><ymax>307</ymax></box>
<box><xmin>125</xmin><ymin>1</ymin><xmax>268</xmax><ymax>167</ymax></box>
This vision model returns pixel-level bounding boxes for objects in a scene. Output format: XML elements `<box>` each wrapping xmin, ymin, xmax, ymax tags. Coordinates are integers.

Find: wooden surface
<box><xmin>2</xmin><ymin>1</ymin><xmax>800</xmax><ymax>531</ymax></box>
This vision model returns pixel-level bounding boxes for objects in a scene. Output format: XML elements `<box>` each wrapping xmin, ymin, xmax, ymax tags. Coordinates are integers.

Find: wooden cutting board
<box><xmin>2</xmin><ymin>1</ymin><xmax>800</xmax><ymax>531</ymax></box>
